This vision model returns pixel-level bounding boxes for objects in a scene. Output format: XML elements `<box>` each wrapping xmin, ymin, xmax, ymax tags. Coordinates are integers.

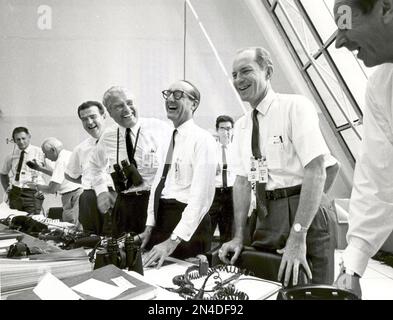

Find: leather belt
<box><xmin>124</xmin><ymin>190</ymin><xmax>150</xmax><ymax>197</ymax></box>
<box><xmin>265</xmin><ymin>185</ymin><xmax>302</xmax><ymax>201</ymax></box>
<box><xmin>60</xmin><ymin>188</ymin><xmax>82</xmax><ymax>196</ymax></box>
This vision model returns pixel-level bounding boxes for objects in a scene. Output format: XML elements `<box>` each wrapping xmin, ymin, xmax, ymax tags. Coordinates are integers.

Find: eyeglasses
<box><xmin>218</xmin><ymin>127</ymin><xmax>233</xmax><ymax>131</ymax></box>
<box><xmin>162</xmin><ymin>90</ymin><xmax>197</xmax><ymax>101</ymax></box>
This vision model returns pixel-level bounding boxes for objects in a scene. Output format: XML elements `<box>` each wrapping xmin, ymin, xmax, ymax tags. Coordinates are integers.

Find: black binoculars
<box><xmin>94</xmin><ymin>235</ymin><xmax>143</xmax><ymax>275</ymax></box>
<box><xmin>111</xmin><ymin>159</ymin><xmax>143</xmax><ymax>193</ymax></box>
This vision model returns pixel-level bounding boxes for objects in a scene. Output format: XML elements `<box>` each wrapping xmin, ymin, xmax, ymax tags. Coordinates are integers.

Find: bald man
<box><xmin>28</xmin><ymin>137</ymin><xmax>83</xmax><ymax>224</ymax></box>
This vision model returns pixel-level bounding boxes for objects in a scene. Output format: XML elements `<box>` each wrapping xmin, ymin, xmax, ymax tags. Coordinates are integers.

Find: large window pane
<box><xmin>300</xmin><ymin>0</ymin><xmax>337</xmax><ymax>42</ymax></box>
<box><xmin>340</xmin><ymin>125</ymin><xmax>363</xmax><ymax>160</ymax></box>
<box><xmin>274</xmin><ymin>3</ymin><xmax>308</xmax><ymax>65</ymax></box>
<box><xmin>275</xmin><ymin>0</ymin><xmax>319</xmax><ymax>64</ymax></box>
<box><xmin>307</xmin><ymin>66</ymin><xmax>347</xmax><ymax>127</ymax></box>
<box><xmin>328</xmin><ymin>45</ymin><xmax>368</xmax><ymax>112</ymax></box>
<box><xmin>307</xmin><ymin>55</ymin><xmax>359</xmax><ymax>127</ymax></box>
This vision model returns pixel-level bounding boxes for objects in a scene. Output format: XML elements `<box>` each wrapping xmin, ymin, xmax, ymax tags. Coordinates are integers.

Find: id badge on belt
<box><xmin>248</xmin><ymin>157</ymin><xmax>259</xmax><ymax>183</ymax></box>
<box><xmin>248</xmin><ymin>157</ymin><xmax>268</xmax><ymax>183</ymax></box>
<box><xmin>259</xmin><ymin>159</ymin><xmax>268</xmax><ymax>184</ymax></box>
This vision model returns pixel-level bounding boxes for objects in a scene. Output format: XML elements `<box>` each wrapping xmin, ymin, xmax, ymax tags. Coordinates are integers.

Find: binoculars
<box><xmin>94</xmin><ymin>235</ymin><xmax>143</xmax><ymax>275</ymax></box>
<box><xmin>111</xmin><ymin>159</ymin><xmax>143</xmax><ymax>193</ymax></box>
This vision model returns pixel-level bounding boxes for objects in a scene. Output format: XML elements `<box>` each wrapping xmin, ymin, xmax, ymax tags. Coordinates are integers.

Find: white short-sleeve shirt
<box><xmin>0</xmin><ymin>144</ymin><xmax>46</xmax><ymax>187</ymax></box>
<box><xmin>65</xmin><ymin>136</ymin><xmax>112</xmax><ymax>190</ymax></box>
<box><xmin>232</xmin><ymin>90</ymin><xmax>334</xmax><ymax>190</ymax></box>
<box><xmin>51</xmin><ymin>149</ymin><xmax>81</xmax><ymax>194</ymax></box>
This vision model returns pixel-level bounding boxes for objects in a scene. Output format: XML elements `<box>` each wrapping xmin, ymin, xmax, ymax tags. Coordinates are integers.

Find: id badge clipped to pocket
<box><xmin>142</xmin><ymin>151</ymin><xmax>154</xmax><ymax>168</ymax></box>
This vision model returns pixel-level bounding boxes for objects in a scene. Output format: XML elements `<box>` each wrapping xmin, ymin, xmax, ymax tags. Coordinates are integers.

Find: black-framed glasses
<box><xmin>162</xmin><ymin>90</ymin><xmax>197</xmax><ymax>101</ymax></box>
<box><xmin>218</xmin><ymin>127</ymin><xmax>233</xmax><ymax>132</ymax></box>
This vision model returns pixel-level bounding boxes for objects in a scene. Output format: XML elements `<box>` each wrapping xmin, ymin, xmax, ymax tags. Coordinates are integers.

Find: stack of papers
<box><xmin>0</xmin><ymin>248</ymin><xmax>92</xmax><ymax>296</ymax></box>
<box><xmin>7</xmin><ymin>265</ymin><xmax>157</xmax><ymax>300</ymax></box>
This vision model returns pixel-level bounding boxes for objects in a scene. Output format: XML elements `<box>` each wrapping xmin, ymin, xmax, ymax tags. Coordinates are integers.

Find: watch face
<box><xmin>294</xmin><ymin>224</ymin><xmax>301</xmax><ymax>232</ymax></box>
<box><xmin>170</xmin><ymin>234</ymin><xmax>179</xmax><ymax>241</ymax></box>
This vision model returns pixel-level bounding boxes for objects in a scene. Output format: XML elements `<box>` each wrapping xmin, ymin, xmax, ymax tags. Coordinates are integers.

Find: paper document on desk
<box><xmin>235</xmin><ymin>275</ymin><xmax>281</xmax><ymax>300</ymax></box>
<box><xmin>72</xmin><ymin>278</ymin><xmax>130</xmax><ymax>300</ymax></box>
<box><xmin>33</xmin><ymin>272</ymin><xmax>82</xmax><ymax>300</ymax></box>
<box><xmin>0</xmin><ymin>238</ymin><xmax>17</xmax><ymax>249</ymax></box>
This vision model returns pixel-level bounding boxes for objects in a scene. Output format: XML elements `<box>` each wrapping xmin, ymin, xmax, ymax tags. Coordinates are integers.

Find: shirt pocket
<box><xmin>266</xmin><ymin>136</ymin><xmax>285</xmax><ymax>169</ymax></box>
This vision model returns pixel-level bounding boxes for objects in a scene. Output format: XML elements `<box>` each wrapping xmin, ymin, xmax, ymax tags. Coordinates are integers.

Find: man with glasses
<box><xmin>333</xmin><ymin>0</ymin><xmax>393</xmax><ymax>298</ymax></box>
<box><xmin>89</xmin><ymin>86</ymin><xmax>171</xmax><ymax>238</ymax></box>
<box><xmin>140</xmin><ymin>80</ymin><xmax>217</xmax><ymax>268</ymax></box>
<box><xmin>218</xmin><ymin>47</ymin><xmax>338</xmax><ymax>287</ymax></box>
<box><xmin>208</xmin><ymin>115</ymin><xmax>236</xmax><ymax>244</ymax></box>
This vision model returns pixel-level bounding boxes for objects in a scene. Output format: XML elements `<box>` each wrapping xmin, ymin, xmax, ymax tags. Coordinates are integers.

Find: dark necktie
<box><xmin>222</xmin><ymin>145</ymin><xmax>228</xmax><ymax>188</ymax></box>
<box><xmin>15</xmin><ymin>150</ymin><xmax>25</xmax><ymax>182</ymax></box>
<box><xmin>252</xmin><ymin>109</ymin><xmax>268</xmax><ymax>218</ymax></box>
<box><xmin>153</xmin><ymin>129</ymin><xmax>177</xmax><ymax>220</ymax></box>
<box><xmin>125</xmin><ymin>128</ymin><xmax>137</xmax><ymax>167</ymax></box>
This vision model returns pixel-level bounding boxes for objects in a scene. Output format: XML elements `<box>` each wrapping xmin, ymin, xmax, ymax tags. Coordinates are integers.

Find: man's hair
<box><xmin>354</xmin><ymin>0</ymin><xmax>378</xmax><ymax>14</ymax></box>
<box><xmin>181</xmin><ymin>80</ymin><xmax>201</xmax><ymax>105</ymax></box>
<box><xmin>41</xmin><ymin>137</ymin><xmax>63</xmax><ymax>152</ymax></box>
<box><xmin>215</xmin><ymin>115</ymin><xmax>234</xmax><ymax>130</ymax></box>
<box><xmin>237</xmin><ymin>47</ymin><xmax>274</xmax><ymax>79</ymax></box>
<box><xmin>77</xmin><ymin>101</ymin><xmax>105</xmax><ymax>118</ymax></box>
<box><xmin>12</xmin><ymin>127</ymin><xmax>29</xmax><ymax>140</ymax></box>
<box><xmin>102</xmin><ymin>86</ymin><xmax>134</xmax><ymax>109</ymax></box>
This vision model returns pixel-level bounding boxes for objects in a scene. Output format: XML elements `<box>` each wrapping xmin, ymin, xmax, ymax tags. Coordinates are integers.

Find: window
<box><xmin>263</xmin><ymin>0</ymin><xmax>373</xmax><ymax>165</ymax></box>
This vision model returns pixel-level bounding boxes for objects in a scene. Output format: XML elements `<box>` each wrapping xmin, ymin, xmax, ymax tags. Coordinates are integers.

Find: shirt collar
<box><xmin>176</xmin><ymin>118</ymin><xmax>194</xmax><ymax>135</ymax></box>
<box><xmin>255</xmin><ymin>89</ymin><xmax>276</xmax><ymax>116</ymax></box>
<box><xmin>20</xmin><ymin>144</ymin><xmax>32</xmax><ymax>154</ymax></box>
<box><xmin>121</xmin><ymin>120</ymin><xmax>141</xmax><ymax>136</ymax></box>
<box><xmin>56</xmin><ymin>149</ymin><xmax>66</xmax><ymax>161</ymax></box>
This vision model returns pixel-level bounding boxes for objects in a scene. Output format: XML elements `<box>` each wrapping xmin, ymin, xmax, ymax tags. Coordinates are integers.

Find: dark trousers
<box><xmin>78</xmin><ymin>189</ymin><xmax>115</xmax><ymax>236</ymax></box>
<box><xmin>146</xmin><ymin>199</ymin><xmax>212</xmax><ymax>260</ymax></box>
<box><xmin>8</xmin><ymin>186</ymin><xmax>44</xmax><ymax>215</ymax></box>
<box><xmin>111</xmin><ymin>191</ymin><xmax>150</xmax><ymax>238</ymax></box>
<box><xmin>252</xmin><ymin>194</ymin><xmax>334</xmax><ymax>285</ymax></box>
<box><xmin>208</xmin><ymin>187</ymin><xmax>234</xmax><ymax>243</ymax></box>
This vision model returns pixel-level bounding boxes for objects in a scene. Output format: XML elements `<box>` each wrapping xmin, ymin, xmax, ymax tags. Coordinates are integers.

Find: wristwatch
<box><xmin>293</xmin><ymin>223</ymin><xmax>308</xmax><ymax>233</ymax></box>
<box><xmin>170</xmin><ymin>233</ymin><xmax>182</xmax><ymax>244</ymax></box>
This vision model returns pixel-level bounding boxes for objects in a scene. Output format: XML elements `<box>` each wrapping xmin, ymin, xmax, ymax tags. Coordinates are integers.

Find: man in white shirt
<box><xmin>333</xmin><ymin>0</ymin><xmax>393</xmax><ymax>297</ymax></box>
<box><xmin>219</xmin><ymin>47</ymin><xmax>338</xmax><ymax>286</ymax></box>
<box><xmin>208</xmin><ymin>115</ymin><xmax>236</xmax><ymax>244</ymax></box>
<box><xmin>89</xmin><ymin>86</ymin><xmax>171</xmax><ymax>238</ymax></box>
<box><xmin>65</xmin><ymin>101</ymin><xmax>110</xmax><ymax>235</ymax></box>
<box><xmin>29</xmin><ymin>137</ymin><xmax>83</xmax><ymax>224</ymax></box>
<box><xmin>140</xmin><ymin>80</ymin><xmax>217</xmax><ymax>268</ymax></box>
<box><xmin>0</xmin><ymin>127</ymin><xmax>45</xmax><ymax>214</ymax></box>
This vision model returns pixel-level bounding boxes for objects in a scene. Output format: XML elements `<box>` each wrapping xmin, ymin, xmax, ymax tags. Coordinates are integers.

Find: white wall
<box><xmin>0</xmin><ymin>0</ymin><xmax>351</xmax><ymax>204</ymax></box>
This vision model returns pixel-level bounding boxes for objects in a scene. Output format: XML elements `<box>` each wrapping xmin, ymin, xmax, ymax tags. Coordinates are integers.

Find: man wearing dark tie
<box><xmin>140</xmin><ymin>80</ymin><xmax>217</xmax><ymax>268</ymax></box>
<box><xmin>89</xmin><ymin>87</ymin><xmax>171</xmax><ymax>238</ymax></box>
<box><xmin>208</xmin><ymin>115</ymin><xmax>236</xmax><ymax>244</ymax></box>
<box><xmin>218</xmin><ymin>47</ymin><xmax>339</xmax><ymax>286</ymax></box>
<box><xmin>0</xmin><ymin>127</ymin><xmax>45</xmax><ymax>214</ymax></box>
